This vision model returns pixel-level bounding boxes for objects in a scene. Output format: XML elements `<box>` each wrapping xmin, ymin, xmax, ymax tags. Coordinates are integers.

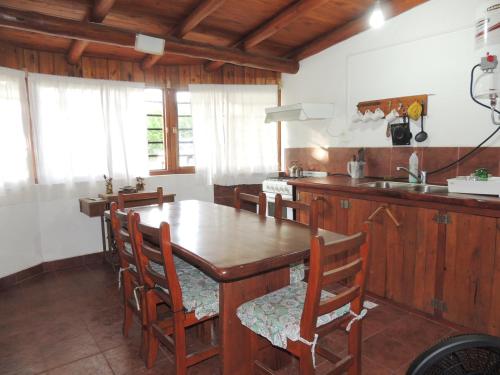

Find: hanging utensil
<box><xmin>415</xmin><ymin>102</ymin><xmax>428</xmax><ymax>142</ymax></box>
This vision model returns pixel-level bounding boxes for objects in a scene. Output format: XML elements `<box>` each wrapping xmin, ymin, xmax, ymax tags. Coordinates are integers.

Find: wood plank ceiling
<box><xmin>0</xmin><ymin>0</ymin><xmax>428</xmax><ymax>73</ymax></box>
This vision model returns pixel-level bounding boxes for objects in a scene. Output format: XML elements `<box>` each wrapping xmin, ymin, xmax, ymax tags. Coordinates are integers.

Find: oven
<box><xmin>262</xmin><ymin>178</ymin><xmax>295</xmax><ymax>220</ymax></box>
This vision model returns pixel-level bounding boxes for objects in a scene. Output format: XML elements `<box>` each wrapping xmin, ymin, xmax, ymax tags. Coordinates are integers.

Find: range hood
<box><xmin>265</xmin><ymin>103</ymin><xmax>334</xmax><ymax>123</ymax></box>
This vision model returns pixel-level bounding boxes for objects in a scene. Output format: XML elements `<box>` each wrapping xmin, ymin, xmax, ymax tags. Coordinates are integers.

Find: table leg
<box><xmin>100</xmin><ymin>215</ymin><xmax>107</xmax><ymax>261</ymax></box>
<box><xmin>220</xmin><ymin>267</ymin><xmax>290</xmax><ymax>375</ymax></box>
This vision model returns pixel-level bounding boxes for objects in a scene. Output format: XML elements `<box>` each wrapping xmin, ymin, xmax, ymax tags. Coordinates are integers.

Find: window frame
<box><xmin>148</xmin><ymin>87</ymin><xmax>195</xmax><ymax>176</ymax></box>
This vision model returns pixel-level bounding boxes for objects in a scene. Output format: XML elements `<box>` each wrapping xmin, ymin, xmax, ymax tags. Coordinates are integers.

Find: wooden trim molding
<box><xmin>0</xmin><ymin>252</ymin><xmax>103</xmax><ymax>291</ymax></box>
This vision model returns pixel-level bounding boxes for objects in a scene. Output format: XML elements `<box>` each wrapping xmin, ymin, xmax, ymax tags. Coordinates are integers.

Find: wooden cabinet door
<box><xmin>321</xmin><ymin>195</ymin><xmax>348</xmax><ymax>234</ymax></box>
<box><xmin>296</xmin><ymin>190</ymin><xmax>313</xmax><ymax>225</ymax></box>
<box><xmin>384</xmin><ymin>205</ymin><xmax>439</xmax><ymax>314</ymax></box>
<box><xmin>442</xmin><ymin>213</ymin><xmax>499</xmax><ymax>334</ymax></box>
<box><xmin>346</xmin><ymin>199</ymin><xmax>386</xmax><ymax>296</ymax></box>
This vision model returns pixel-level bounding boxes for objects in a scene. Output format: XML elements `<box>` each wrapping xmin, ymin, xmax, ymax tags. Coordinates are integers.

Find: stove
<box><xmin>262</xmin><ymin>171</ymin><xmax>328</xmax><ymax>219</ymax></box>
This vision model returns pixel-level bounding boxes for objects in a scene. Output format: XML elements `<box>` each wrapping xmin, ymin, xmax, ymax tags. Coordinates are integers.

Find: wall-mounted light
<box><xmin>135</xmin><ymin>34</ymin><xmax>165</xmax><ymax>55</ymax></box>
<box><xmin>369</xmin><ymin>0</ymin><xmax>385</xmax><ymax>29</ymax></box>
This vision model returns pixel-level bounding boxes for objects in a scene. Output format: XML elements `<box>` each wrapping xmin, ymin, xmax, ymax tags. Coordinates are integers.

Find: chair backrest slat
<box><xmin>322</xmin><ymin>259</ymin><xmax>362</xmax><ymax>286</ymax></box>
<box><xmin>233</xmin><ymin>187</ymin><xmax>266</xmax><ymax>217</ymax></box>
<box><xmin>118</xmin><ymin>187</ymin><xmax>164</xmax><ymax>210</ymax></box>
<box><xmin>300</xmin><ymin>229</ymin><xmax>370</xmax><ymax>341</ymax></box>
<box><xmin>129</xmin><ymin>211</ymin><xmax>184</xmax><ymax>313</ymax></box>
<box><xmin>274</xmin><ymin>193</ymin><xmax>320</xmax><ymax>232</ymax></box>
<box><xmin>110</xmin><ymin>202</ymin><xmax>139</xmax><ymax>272</ymax></box>
<box><xmin>317</xmin><ymin>286</ymin><xmax>360</xmax><ymax>316</ymax></box>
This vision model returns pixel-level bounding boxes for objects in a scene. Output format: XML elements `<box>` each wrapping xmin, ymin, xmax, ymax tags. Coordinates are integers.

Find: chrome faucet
<box><xmin>396</xmin><ymin>167</ymin><xmax>427</xmax><ymax>184</ymax></box>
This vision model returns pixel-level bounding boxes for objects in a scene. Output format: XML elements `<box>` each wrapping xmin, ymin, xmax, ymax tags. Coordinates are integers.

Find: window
<box><xmin>146</xmin><ymin>88</ymin><xmax>195</xmax><ymax>175</ymax></box>
<box><xmin>145</xmin><ymin>88</ymin><xmax>166</xmax><ymax>171</ymax></box>
<box><xmin>176</xmin><ymin>91</ymin><xmax>195</xmax><ymax>167</ymax></box>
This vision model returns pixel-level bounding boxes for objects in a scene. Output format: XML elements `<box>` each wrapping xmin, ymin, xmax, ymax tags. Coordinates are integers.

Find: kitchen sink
<box><xmin>358</xmin><ymin>181</ymin><xmax>448</xmax><ymax>194</ymax></box>
<box><xmin>358</xmin><ymin>181</ymin><xmax>415</xmax><ymax>189</ymax></box>
<box><xmin>406</xmin><ymin>184</ymin><xmax>448</xmax><ymax>194</ymax></box>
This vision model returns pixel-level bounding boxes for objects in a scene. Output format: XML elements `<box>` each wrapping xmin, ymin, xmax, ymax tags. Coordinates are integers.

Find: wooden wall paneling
<box><xmin>93</xmin><ymin>58</ymin><xmax>109</xmax><ymax>79</ymax></box>
<box><xmin>189</xmin><ymin>64</ymin><xmax>201</xmax><ymax>85</ymax></box>
<box><xmin>222</xmin><ymin>64</ymin><xmax>235</xmax><ymax>84</ymax></box>
<box><xmin>0</xmin><ymin>43</ymin><xmax>18</xmax><ymax>68</ymax></box>
<box><xmin>244</xmin><ymin>67</ymin><xmax>256</xmax><ymax>84</ymax></box>
<box><xmin>118</xmin><ymin>60</ymin><xmax>133</xmax><ymax>81</ymax></box>
<box><xmin>54</xmin><ymin>53</ymin><xmax>72</xmax><ymax>76</ymax></box>
<box><xmin>108</xmin><ymin>59</ymin><xmax>120</xmax><ymax>80</ymax></box>
<box><xmin>38</xmin><ymin>51</ymin><xmax>55</xmax><ymax>74</ymax></box>
<box><xmin>132</xmin><ymin>62</ymin><xmax>145</xmax><ymax>82</ymax></box>
<box><xmin>23</xmin><ymin>49</ymin><xmax>39</xmax><ymax>72</ymax></box>
<box><xmin>0</xmin><ymin>44</ymin><xmax>280</xmax><ymax>87</ymax></box>
<box><xmin>442</xmin><ymin>212</ymin><xmax>498</xmax><ymax>333</ymax></box>
<box><xmin>179</xmin><ymin>65</ymin><xmax>191</xmax><ymax>89</ymax></box>
<box><xmin>165</xmin><ymin>65</ymin><xmax>180</xmax><ymax>88</ymax></box>
<box><xmin>153</xmin><ymin>64</ymin><xmax>167</xmax><ymax>86</ymax></box>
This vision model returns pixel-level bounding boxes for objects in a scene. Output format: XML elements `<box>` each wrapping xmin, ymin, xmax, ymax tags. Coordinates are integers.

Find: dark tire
<box><xmin>406</xmin><ymin>334</ymin><xmax>500</xmax><ymax>375</ymax></box>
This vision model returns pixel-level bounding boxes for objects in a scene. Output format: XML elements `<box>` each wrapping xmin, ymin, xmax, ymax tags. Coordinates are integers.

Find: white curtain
<box><xmin>0</xmin><ymin>67</ymin><xmax>33</xmax><ymax>198</ymax></box>
<box><xmin>190</xmin><ymin>84</ymin><xmax>278</xmax><ymax>185</ymax></box>
<box><xmin>28</xmin><ymin>74</ymin><xmax>148</xmax><ymax>189</ymax></box>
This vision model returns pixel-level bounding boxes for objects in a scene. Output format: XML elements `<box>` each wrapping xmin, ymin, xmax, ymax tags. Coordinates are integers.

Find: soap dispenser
<box><xmin>409</xmin><ymin>152</ymin><xmax>419</xmax><ymax>183</ymax></box>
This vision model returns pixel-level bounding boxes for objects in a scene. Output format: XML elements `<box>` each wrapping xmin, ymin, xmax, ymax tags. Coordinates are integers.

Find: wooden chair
<box><xmin>237</xmin><ymin>230</ymin><xmax>370</xmax><ymax>375</ymax></box>
<box><xmin>128</xmin><ymin>210</ymin><xmax>220</xmax><ymax>375</ymax></box>
<box><xmin>274</xmin><ymin>194</ymin><xmax>321</xmax><ymax>284</ymax></box>
<box><xmin>234</xmin><ymin>187</ymin><xmax>267</xmax><ymax>217</ymax></box>
<box><xmin>109</xmin><ymin>202</ymin><xmax>148</xmax><ymax>346</ymax></box>
<box><xmin>118</xmin><ymin>186</ymin><xmax>164</xmax><ymax>210</ymax></box>
<box><xmin>274</xmin><ymin>193</ymin><xmax>319</xmax><ymax>231</ymax></box>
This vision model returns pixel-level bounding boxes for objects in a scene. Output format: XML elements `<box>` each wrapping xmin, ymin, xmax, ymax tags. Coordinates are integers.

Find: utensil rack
<box><xmin>357</xmin><ymin>94</ymin><xmax>429</xmax><ymax>117</ymax></box>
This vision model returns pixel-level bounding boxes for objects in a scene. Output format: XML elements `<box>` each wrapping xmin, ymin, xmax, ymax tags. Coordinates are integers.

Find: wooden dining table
<box><xmin>131</xmin><ymin>200</ymin><xmax>347</xmax><ymax>375</ymax></box>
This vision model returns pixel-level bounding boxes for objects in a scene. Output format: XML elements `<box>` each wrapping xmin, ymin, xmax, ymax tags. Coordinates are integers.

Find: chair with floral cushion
<box><xmin>274</xmin><ymin>193</ymin><xmax>321</xmax><ymax>284</ymax></box>
<box><xmin>109</xmin><ymin>202</ymin><xmax>145</xmax><ymax>340</ymax></box>
<box><xmin>128</xmin><ymin>210</ymin><xmax>220</xmax><ymax>374</ymax></box>
<box><xmin>237</xmin><ymin>230</ymin><xmax>370</xmax><ymax>375</ymax></box>
<box><xmin>234</xmin><ymin>187</ymin><xmax>267</xmax><ymax>216</ymax></box>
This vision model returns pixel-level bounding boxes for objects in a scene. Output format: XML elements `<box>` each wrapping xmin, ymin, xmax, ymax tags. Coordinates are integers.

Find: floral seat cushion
<box><xmin>289</xmin><ymin>262</ymin><xmax>305</xmax><ymax>284</ymax></box>
<box><xmin>154</xmin><ymin>260</ymin><xmax>219</xmax><ymax>320</ymax></box>
<box><xmin>237</xmin><ymin>281</ymin><xmax>350</xmax><ymax>349</ymax></box>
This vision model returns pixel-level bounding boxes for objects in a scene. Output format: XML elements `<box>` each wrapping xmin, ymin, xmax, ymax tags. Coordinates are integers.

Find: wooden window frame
<box><xmin>149</xmin><ymin>87</ymin><xmax>195</xmax><ymax>176</ymax></box>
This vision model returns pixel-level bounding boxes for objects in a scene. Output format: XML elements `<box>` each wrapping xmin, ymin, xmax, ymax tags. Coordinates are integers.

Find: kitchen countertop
<box><xmin>288</xmin><ymin>176</ymin><xmax>500</xmax><ymax>213</ymax></box>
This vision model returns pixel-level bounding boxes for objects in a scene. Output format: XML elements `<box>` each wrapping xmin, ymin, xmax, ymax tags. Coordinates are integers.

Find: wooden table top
<box><xmin>130</xmin><ymin>200</ymin><xmax>347</xmax><ymax>282</ymax></box>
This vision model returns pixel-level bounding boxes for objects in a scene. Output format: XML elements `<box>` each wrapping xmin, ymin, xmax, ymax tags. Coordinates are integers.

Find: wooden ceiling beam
<box><xmin>205</xmin><ymin>0</ymin><xmax>330</xmax><ymax>72</ymax></box>
<box><xmin>91</xmin><ymin>0</ymin><xmax>117</xmax><ymax>23</ymax></box>
<box><xmin>288</xmin><ymin>0</ymin><xmax>429</xmax><ymax>61</ymax></box>
<box><xmin>0</xmin><ymin>6</ymin><xmax>299</xmax><ymax>73</ymax></box>
<box><xmin>66</xmin><ymin>0</ymin><xmax>116</xmax><ymax>64</ymax></box>
<box><xmin>142</xmin><ymin>0</ymin><xmax>226</xmax><ymax>70</ymax></box>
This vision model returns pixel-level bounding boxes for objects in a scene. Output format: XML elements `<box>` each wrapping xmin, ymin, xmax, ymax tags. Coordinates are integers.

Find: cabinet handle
<box><xmin>367</xmin><ymin>205</ymin><xmax>401</xmax><ymax>227</ymax></box>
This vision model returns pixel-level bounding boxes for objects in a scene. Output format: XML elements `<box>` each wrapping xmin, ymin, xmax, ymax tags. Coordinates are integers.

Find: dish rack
<box><xmin>447</xmin><ymin>177</ymin><xmax>500</xmax><ymax>197</ymax></box>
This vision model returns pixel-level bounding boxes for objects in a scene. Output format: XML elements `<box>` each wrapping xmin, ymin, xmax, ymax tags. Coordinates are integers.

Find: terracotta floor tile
<box><xmin>381</xmin><ymin>313</ymin><xmax>455</xmax><ymax>356</ymax></box>
<box><xmin>41</xmin><ymin>331</ymin><xmax>101</xmax><ymax>369</ymax></box>
<box><xmin>46</xmin><ymin>354</ymin><xmax>113</xmax><ymax>375</ymax></box>
<box><xmin>362</xmin><ymin>355</ymin><xmax>394</xmax><ymax>375</ymax></box>
<box><xmin>363</xmin><ymin>331</ymin><xmax>416</xmax><ymax>371</ymax></box>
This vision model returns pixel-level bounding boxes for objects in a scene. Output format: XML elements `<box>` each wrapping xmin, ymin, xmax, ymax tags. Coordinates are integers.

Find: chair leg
<box><xmin>347</xmin><ymin>320</ymin><xmax>362</xmax><ymax>375</ymax></box>
<box><xmin>173</xmin><ymin>314</ymin><xmax>187</xmax><ymax>375</ymax></box>
<box><xmin>146</xmin><ymin>328</ymin><xmax>159</xmax><ymax>369</ymax></box>
<box><xmin>123</xmin><ymin>303</ymin><xmax>133</xmax><ymax>337</ymax></box>
<box><xmin>299</xmin><ymin>344</ymin><xmax>315</xmax><ymax>375</ymax></box>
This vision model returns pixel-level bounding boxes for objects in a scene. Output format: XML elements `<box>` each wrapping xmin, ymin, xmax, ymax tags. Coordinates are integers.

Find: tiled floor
<box><xmin>0</xmin><ymin>263</ymin><xmax>461</xmax><ymax>374</ymax></box>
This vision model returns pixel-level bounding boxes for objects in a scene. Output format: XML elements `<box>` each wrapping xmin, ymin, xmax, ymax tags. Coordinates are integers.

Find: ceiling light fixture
<box><xmin>369</xmin><ymin>0</ymin><xmax>385</xmax><ymax>29</ymax></box>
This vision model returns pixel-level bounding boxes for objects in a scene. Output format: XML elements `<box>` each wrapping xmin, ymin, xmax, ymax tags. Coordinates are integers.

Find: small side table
<box><xmin>79</xmin><ymin>192</ymin><xmax>176</xmax><ymax>267</ymax></box>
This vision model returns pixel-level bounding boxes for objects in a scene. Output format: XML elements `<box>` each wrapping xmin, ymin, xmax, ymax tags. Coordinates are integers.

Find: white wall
<box><xmin>0</xmin><ymin>174</ymin><xmax>213</xmax><ymax>278</ymax></box>
<box><xmin>282</xmin><ymin>0</ymin><xmax>500</xmax><ymax>149</ymax></box>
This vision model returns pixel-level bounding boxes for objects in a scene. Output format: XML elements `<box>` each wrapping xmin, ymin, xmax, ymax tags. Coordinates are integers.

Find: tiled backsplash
<box><xmin>285</xmin><ymin>147</ymin><xmax>500</xmax><ymax>185</ymax></box>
